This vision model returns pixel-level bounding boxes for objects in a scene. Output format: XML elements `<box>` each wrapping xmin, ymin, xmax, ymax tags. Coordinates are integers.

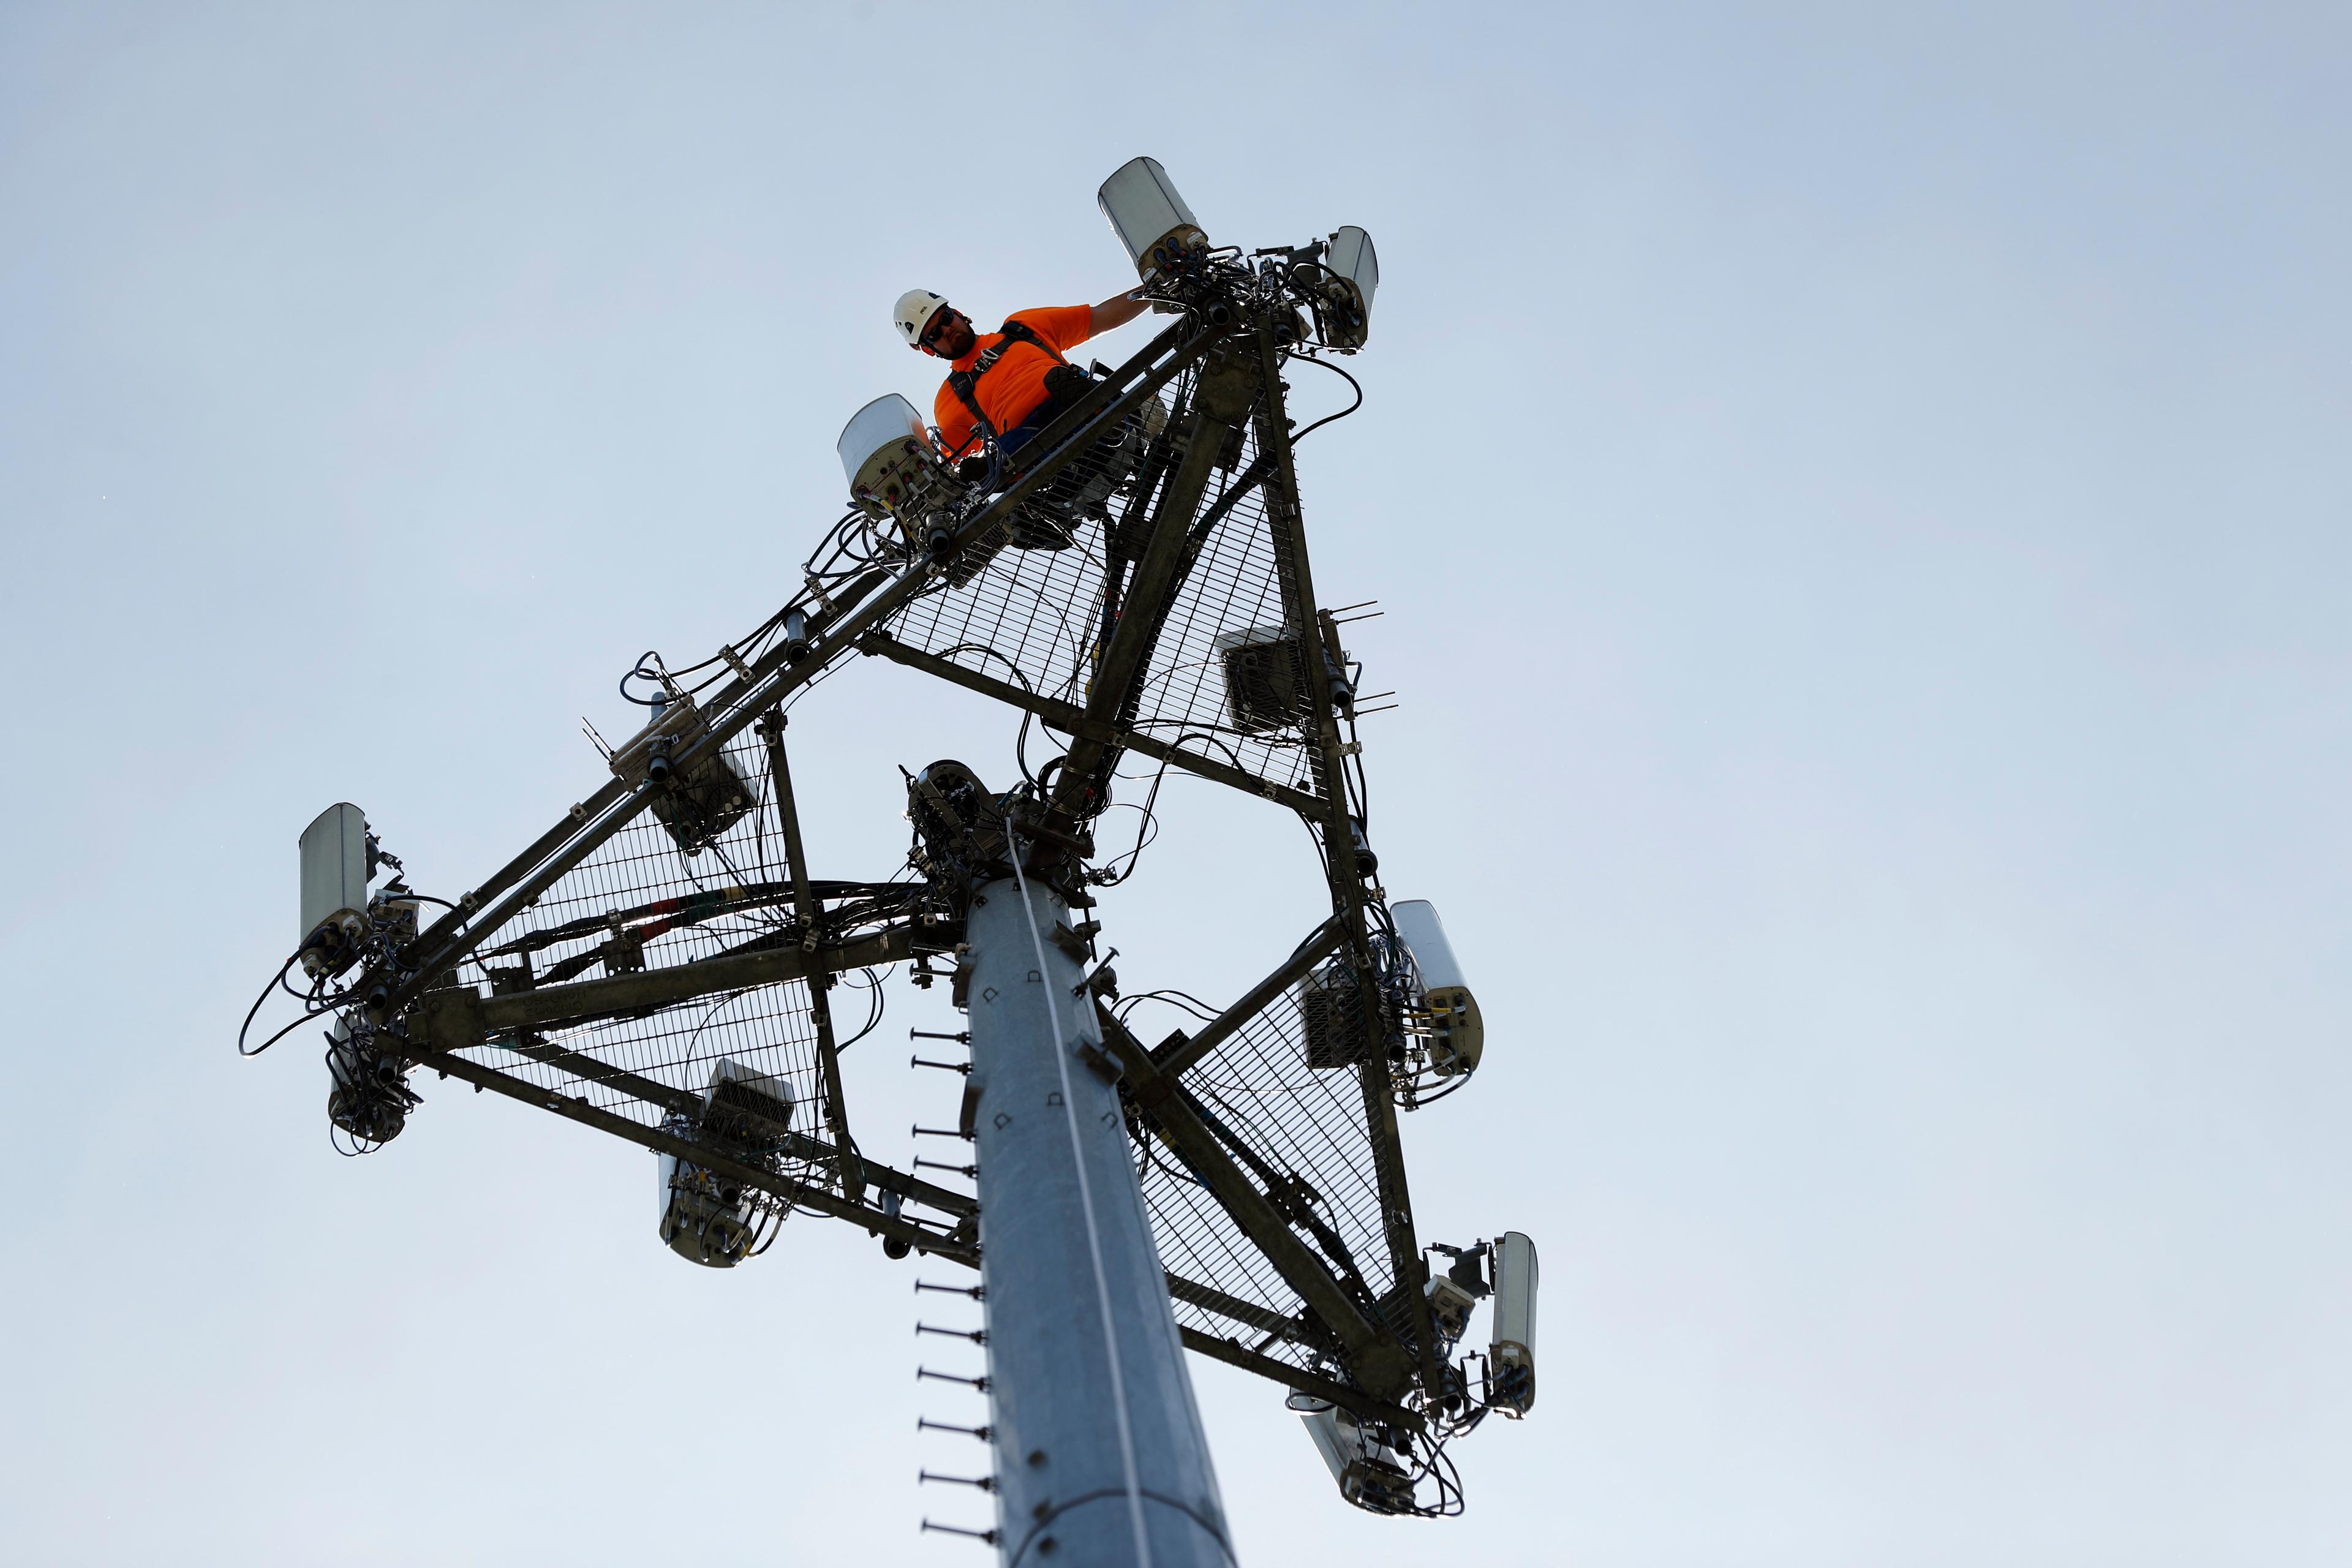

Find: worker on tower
<box><xmin>894</xmin><ymin>288</ymin><xmax>1152</xmax><ymax>465</ymax></box>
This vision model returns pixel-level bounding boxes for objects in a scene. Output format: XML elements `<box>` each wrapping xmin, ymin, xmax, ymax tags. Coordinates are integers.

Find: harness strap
<box><xmin>946</xmin><ymin>318</ymin><xmax>1068</xmax><ymax>433</ymax></box>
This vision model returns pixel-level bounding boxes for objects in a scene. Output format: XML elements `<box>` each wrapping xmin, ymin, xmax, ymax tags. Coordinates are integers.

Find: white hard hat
<box><xmin>894</xmin><ymin>288</ymin><xmax>950</xmax><ymax>349</ymax></box>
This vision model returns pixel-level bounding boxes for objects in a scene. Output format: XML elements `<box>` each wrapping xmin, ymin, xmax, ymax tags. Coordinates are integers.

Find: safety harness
<box><xmin>944</xmin><ymin>317</ymin><xmax>1074</xmax><ymax>437</ymax></box>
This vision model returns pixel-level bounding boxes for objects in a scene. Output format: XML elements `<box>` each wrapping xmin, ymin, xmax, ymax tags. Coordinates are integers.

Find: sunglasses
<box><xmin>921</xmin><ymin>310</ymin><xmax>958</xmax><ymax>349</ymax></box>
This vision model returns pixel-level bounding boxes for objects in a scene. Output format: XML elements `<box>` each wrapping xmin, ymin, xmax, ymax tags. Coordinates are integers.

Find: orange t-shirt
<box><xmin>931</xmin><ymin>304</ymin><xmax>1096</xmax><ymax>457</ymax></box>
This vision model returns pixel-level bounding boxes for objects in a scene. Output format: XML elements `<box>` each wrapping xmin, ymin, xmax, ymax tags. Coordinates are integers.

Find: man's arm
<box><xmin>933</xmin><ymin>382</ymin><xmax>978</xmax><ymax>459</ymax></box>
<box><xmin>1089</xmin><ymin>290</ymin><xmax>1149</xmax><ymax>338</ymax></box>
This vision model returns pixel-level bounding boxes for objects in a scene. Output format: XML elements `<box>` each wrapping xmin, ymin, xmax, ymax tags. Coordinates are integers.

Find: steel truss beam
<box><xmin>1164</xmin><ymin>1272</ymin><xmax>1305</xmax><ymax>1341</ymax></box>
<box><xmin>1245</xmin><ymin>330</ymin><xmax>1449</xmax><ymax>1404</ymax></box>
<box><xmin>1176</xmin><ymin>1330</ymin><xmax>1423</xmax><ymax>1435</ymax></box>
<box><xmin>407</xmin><ymin>1044</ymin><xmax>978</xmax><ymax>1262</ymax></box>
<box><xmin>854</xmin><ymin>632</ymin><xmax>1322</xmax><ymax>815</ymax></box>
<box><xmin>407</xmin><ymin>927</ymin><xmax>912</xmax><ymax>1042</ymax></box>
<box><xmin>460</xmin><ymin>1025</ymin><xmax>980</xmax><ymax>1219</ymax></box>
<box><xmin>1048</xmin><ymin>336</ymin><xmax>1265</xmax><ymax>824</ymax></box>
<box><xmin>758</xmin><ymin>710</ymin><xmax>863</xmax><ymax>1199</ymax></box>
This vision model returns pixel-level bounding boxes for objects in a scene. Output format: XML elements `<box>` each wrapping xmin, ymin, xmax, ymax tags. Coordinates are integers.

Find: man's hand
<box><xmin>1090</xmin><ymin>290</ymin><xmax>1150</xmax><ymax>337</ymax></box>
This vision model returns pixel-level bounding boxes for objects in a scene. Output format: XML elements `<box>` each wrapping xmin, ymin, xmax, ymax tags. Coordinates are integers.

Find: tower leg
<box><xmin>966</xmin><ymin>873</ymin><xmax>1235</xmax><ymax>1567</ymax></box>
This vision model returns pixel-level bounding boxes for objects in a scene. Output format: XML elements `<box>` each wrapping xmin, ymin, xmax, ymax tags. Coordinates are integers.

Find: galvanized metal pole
<box><xmin>965</xmin><ymin>869</ymin><xmax>1235</xmax><ymax>1567</ymax></box>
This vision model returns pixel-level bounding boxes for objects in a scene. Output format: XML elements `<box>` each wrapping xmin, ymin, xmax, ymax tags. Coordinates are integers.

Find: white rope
<box><xmin>1005</xmin><ymin>834</ymin><xmax>1154</xmax><ymax>1568</ymax></box>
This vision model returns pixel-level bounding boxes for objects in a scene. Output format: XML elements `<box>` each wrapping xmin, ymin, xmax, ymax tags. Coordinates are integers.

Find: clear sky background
<box><xmin>3</xmin><ymin>3</ymin><xmax>2347</xmax><ymax>1564</ymax></box>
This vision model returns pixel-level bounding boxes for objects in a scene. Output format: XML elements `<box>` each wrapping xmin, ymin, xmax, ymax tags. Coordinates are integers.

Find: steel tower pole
<box><xmin>964</xmin><ymin>869</ymin><xmax>1235</xmax><ymax>1567</ymax></box>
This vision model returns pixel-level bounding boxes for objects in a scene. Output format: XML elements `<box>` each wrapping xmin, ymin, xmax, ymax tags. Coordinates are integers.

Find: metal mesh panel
<box><xmin>459</xmin><ymin>981</ymin><xmax>826</xmax><ymax>1137</ymax></box>
<box><xmin>442</xmin><ymin>728</ymin><xmax>835</xmax><ymax>1148</ymax></box>
<box><xmin>881</xmin><ymin>391</ymin><xmax>1323</xmax><ymax>800</ymax></box>
<box><xmin>887</xmin><ymin>517</ymin><xmax>1107</xmax><ymax>707</ymax></box>
<box><xmin>459</xmin><ymin>731</ymin><xmax>800</xmax><ymax>980</ymax></box>
<box><xmin>1123</xmin><ymin>435</ymin><xmax>1319</xmax><ymax>796</ymax></box>
<box><xmin>1122</xmin><ymin>975</ymin><xmax>1402</xmax><ymax>1381</ymax></box>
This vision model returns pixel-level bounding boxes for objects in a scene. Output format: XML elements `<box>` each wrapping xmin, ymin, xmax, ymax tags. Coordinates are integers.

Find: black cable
<box><xmin>1285</xmin><ymin>352</ymin><xmax>1363</xmax><ymax>445</ymax></box>
<box><xmin>1114</xmin><ymin>987</ymin><xmax>1223</xmax><ymax>1025</ymax></box>
<box><xmin>1135</xmin><ymin>1127</ymin><xmax>1208</xmax><ymax>1190</ymax></box>
<box><xmin>1299</xmin><ymin>802</ymin><xmax>1332</xmax><ymax>879</ymax></box>
<box><xmin>276</xmin><ymin>959</ymin><xmax>326</xmax><ymax>1005</ymax></box>
<box><xmin>1093</xmin><ymin>719</ymin><xmax>1311</xmax><ymax>886</ymax></box>
<box><xmin>1090</xmin><ymin>746</ymin><xmax>1177</xmax><ymax>887</ymax></box>
<box><xmin>619</xmin><ymin>650</ymin><xmax>669</xmax><ymax>707</ymax></box>
<box><xmin>934</xmin><ymin>643</ymin><xmax>1043</xmax><ymax>786</ymax></box>
<box><xmin>1340</xmin><ymin>706</ymin><xmax>1373</xmax><ymax>828</ymax></box>
<box><xmin>611</xmin><ymin>584</ymin><xmax>809</xmax><ymax>722</ymax></box>
<box><xmin>1117</xmin><ymin>715</ymin><xmax>1305</xmax><ymax>752</ymax></box>
<box><xmin>1088</xmin><ymin>798</ymin><xmax>1160</xmax><ymax>888</ymax></box>
<box><xmin>1407</xmin><ymin>1070</ymin><xmax>1476</xmax><ymax>1106</ymax></box>
<box><xmin>244</xmin><ymin>1003</ymin><xmax>343</xmax><ymax>1060</ymax></box>
<box><xmin>1396</xmin><ymin>1423</ymin><xmax>1469</xmax><ymax>1518</ymax></box>
<box><xmin>833</xmin><ymin>965</ymin><xmax>891</xmax><ymax>1052</ymax></box>
<box><xmin>236</xmin><ymin>951</ymin><xmax>306</xmax><ymax>1056</ymax></box>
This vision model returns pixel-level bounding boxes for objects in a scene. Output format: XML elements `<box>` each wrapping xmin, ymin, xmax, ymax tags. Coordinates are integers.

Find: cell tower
<box><xmin>243</xmin><ymin>158</ymin><xmax>1538</xmax><ymax>1565</ymax></box>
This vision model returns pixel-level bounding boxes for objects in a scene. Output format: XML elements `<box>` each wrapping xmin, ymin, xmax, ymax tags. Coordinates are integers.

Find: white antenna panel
<box><xmin>1391</xmin><ymin>899</ymin><xmax>1482</xmax><ymax>1075</ymax></box>
<box><xmin>1323</xmin><ymin>225</ymin><xmax>1379</xmax><ymax>348</ymax></box>
<box><xmin>1490</xmin><ymin>1229</ymin><xmax>1539</xmax><ymax>1414</ymax></box>
<box><xmin>1098</xmin><ymin>156</ymin><xmax>1207</xmax><ymax>282</ymax></box>
<box><xmin>298</xmin><ymin>802</ymin><xmax>368</xmax><ymax>946</ymax></box>
<box><xmin>837</xmin><ymin>394</ymin><xmax>932</xmax><ymax>505</ymax></box>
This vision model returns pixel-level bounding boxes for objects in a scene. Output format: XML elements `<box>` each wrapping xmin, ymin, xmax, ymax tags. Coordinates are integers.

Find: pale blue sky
<box><xmin>3</xmin><ymin>4</ymin><xmax>2347</xmax><ymax>1564</ymax></box>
